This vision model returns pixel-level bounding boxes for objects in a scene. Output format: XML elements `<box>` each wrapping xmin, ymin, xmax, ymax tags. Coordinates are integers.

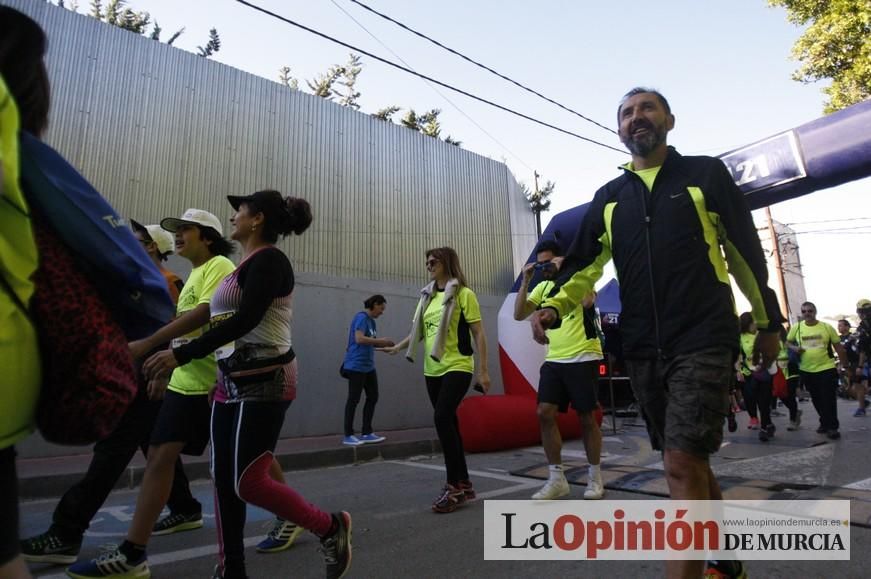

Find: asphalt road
<box><xmin>20</xmin><ymin>397</ymin><xmax>871</xmax><ymax>578</ymax></box>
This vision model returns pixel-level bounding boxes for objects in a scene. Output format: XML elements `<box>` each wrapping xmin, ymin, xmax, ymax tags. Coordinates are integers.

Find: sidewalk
<box><xmin>17</xmin><ymin>427</ymin><xmax>440</xmax><ymax>500</ymax></box>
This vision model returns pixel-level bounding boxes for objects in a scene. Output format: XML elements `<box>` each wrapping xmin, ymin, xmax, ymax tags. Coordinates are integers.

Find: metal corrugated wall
<box><xmin>9</xmin><ymin>0</ymin><xmax>535</xmax><ymax>295</ymax></box>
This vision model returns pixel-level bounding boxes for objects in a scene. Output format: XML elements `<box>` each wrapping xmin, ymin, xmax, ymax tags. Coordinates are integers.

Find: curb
<box><xmin>18</xmin><ymin>438</ymin><xmax>442</xmax><ymax>500</ymax></box>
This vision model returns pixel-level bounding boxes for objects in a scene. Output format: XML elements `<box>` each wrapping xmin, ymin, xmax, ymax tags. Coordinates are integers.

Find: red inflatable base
<box><xmin>457</xmin><ymin>394</ymin><xmax>604</xmax><ymax>453</ymax></box>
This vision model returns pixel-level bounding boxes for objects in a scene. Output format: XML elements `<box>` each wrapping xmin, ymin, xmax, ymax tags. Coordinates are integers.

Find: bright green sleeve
<box><xmin>198</xmin><ymin>256</ymin><xmax>235</xmax><ymax>305</ymax></box>
<box><xmin>459</xmin><ymin>287</ymin><xmax>481</xmax><ymax>324</ymax></box>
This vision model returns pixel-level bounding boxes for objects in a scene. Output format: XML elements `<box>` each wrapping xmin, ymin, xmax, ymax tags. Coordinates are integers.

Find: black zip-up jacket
<box><xmin>544</xmin><ymin>147</ymin><xmax>784</xmax><ymax>360</ymax></box>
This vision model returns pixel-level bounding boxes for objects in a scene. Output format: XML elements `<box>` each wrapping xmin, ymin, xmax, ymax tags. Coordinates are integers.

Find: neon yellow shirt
<box><xmin>528</xmin><ymin>280</ymin><xmax>602</xmax><ymax>362</ymax></box>
<box><xmin>787</xmin><ymin>320</ymin><xmax>839</xmax><ymax>373</ymax></box>
<box><xmin>626</xmin><ymin>164</ymin><xmax>661</xmax><ymax>192</ymax></box>
<box><xmin>739</xmin><ymin>332</ymin><xmax>756</xmax><ymax>376</ymax></box>
<box><xmin>168</xmin><ymin>255</ymin><xmax>235</xmax><ymax>395</ymax></box>
<box><xmin>423</xmin><ymin>286</ymin><xmax>481</xmax><ymax>377</ymax></box>
<box><xmin>0</xmin><ymin>77</ymin><xmax>41</xmax><ymax>448</ymax></box>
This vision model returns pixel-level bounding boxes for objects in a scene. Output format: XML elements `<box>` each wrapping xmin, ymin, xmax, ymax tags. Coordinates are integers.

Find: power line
<box><xmin>783</xmin><ymin>217</ymin><xmax>871</xmax><ymax>226</ymax></box>
<box><xmin>327</xmin><ymin>0</ymin><xmax>535</xmax><ymax>172</ymax></box>
<box><xmin>347</xmin><ymin>0</ymin><xmax>618</xmax><ymax>136</ymax></box>
<box><xmin>234</xmin><ymin>0</ymin><xmax>627</xmax><ymax>155</ymax></box>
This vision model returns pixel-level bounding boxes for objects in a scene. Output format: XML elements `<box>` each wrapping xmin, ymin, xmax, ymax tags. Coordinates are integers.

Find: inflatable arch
<box><xmin>458</xmin><ymin>98</ymin><xmax>871</xmax><ymax>453</ymax></box>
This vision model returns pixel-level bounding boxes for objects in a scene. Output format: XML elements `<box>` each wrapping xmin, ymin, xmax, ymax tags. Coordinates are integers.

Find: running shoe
<box><xmin>432</xmin><ymin>484</ymin><xmax>466</xmax><ymax>513</ymax></box>
<box><xmin>256</xmin><ymin>518</ymin><xmax>303</xmax><ymax>553</ymax></box>
<box><xmin>532</xmin><ymin>477</ymin><xmax>570</xmax><ymax>500</ymax></box>
<box><xmin>20</xmin><ymin>530</ymin><xmax>81</xmax><ymax>564</ymax></box>
<box><xmin>320</xmin><ymin>512</ymin><xmax>352</xmax><ymax>579</ymax></box>
<box><xmin>152</xmin><ymin>511</ymin><xmax>203</xmax><ymax>536</ymax></box>
<box><xmin>748</xmin><ymin>417</ymin><xmax>759</xmax><ymax>430</ymax></box>
<box><xmin>357</xmin><ymin>433</ymin><xmax>386</xmax><ymax>444</ymax></box>
<box><xmin>66</xmin><ymin>547</ymin><xmax>150</xmax><ymax>578</ymax></box>
<box><xmin>457</xmin><ymin>479</ymin><xmax>476</xmax><ymax>500</ymax></box>
<box><xmin>342</xmin><ymin>435</ymin><xmax>364</xmax><ymax>446</ymax></box>
<box><xmin>583</xmin><ymin>476</ymin><xmax>605</xmax><ymax>500</ymax></box>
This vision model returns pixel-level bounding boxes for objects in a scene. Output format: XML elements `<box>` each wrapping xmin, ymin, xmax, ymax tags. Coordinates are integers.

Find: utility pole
<box><xmin>533</xmin><ymin>171</ymin><xmax>542</xmax><ymax>238</ymax></box>
<box><xmin>766</xmin><ymin>207</ymin><xmax>791</xmax><ymax>322</ymax></box>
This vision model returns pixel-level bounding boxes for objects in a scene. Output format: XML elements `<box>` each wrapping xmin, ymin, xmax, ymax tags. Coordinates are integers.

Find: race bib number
<box><xmin>210</xmin><ymin>312</ymin><xmax>236</xmax><ymax>360</ymax></box>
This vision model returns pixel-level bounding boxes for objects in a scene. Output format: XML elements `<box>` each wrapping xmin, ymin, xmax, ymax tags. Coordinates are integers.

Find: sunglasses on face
<box><xmin>426</xmin><ymin>259</ymin><xmax>439</xmax><ymax>269</ymax></box>
<box><xmin>801</xmin><ymin>309</ymin><xmax>815</xmax><ymax>314</ymax></box>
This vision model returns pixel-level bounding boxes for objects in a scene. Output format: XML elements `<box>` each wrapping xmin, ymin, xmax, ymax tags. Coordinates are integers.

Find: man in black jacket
<box><xmin>531</xmin><ymin>88</ymin><xmax>783</xmax><ymax>578</ymax></box>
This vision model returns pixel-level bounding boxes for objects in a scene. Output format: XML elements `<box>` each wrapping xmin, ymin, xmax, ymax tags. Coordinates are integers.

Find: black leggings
<box><xmin>344</xmin><ymin>370</ymin><xmax>379</xmax><ymax>436</ymax></box>
<box><xmin>425</xmin><ymin>372</ymin><xmax>471</xmax><ymax>485</ymax></box>
<box><xmin>211</xmin><ymin>400</ymin><xmax>332</xmax><ymax>577</ymax></box>
<box><xmin>0</xmin><ymin>446</ymin><xmax>20</xmax><ymax>565</ymax></box>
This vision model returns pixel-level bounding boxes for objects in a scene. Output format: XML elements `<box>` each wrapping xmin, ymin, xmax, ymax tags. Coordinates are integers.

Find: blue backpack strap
<box><xmin>18</xmin><ymin>132</ymin><xmax>174</xmax><ymax>339</ymax></box>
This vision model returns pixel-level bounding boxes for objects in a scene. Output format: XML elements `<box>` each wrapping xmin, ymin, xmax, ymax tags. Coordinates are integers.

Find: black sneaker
<box><xmin>827</xmin><ymin>430</ymin><xmax>841</xmax><ymax>440</ymax></box>
<box><xmin>727</xmin><ymin>412</ymin><xmax>738</xmax><ymax>433</ymax></box>
<box><xmin>765</xmin><ymin>423</ymin><xmax>776</xmax><ymax>437</ymax></box>
<box><xmin>816</xmin><ymin>426</ymin><xmax>827</xmax><ymax>434</ymax></box>
<box><xmin>20</xmin><ymin>530</ymin><xmax>81</xmax><ymax>564</ymax></box>
<box><xmin>320</xmin><ymin>512</ymin><xmax>352</xmax><ymax>579</ymax></box>
<box><xmin>758</xmin><ymin>429</ymin><xmax>770</xmax><ymax>442</ymax></box>
<box><xmin>152</xmin><ymin>511</ymin><xmax>204</xmax><ymax>536</ymax></box>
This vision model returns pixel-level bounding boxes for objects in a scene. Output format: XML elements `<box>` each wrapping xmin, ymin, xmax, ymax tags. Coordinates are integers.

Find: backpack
<box><xmin>18</xmin><ymin>132</ymin><xmax>174</xmax><ymax>340</ymax></box>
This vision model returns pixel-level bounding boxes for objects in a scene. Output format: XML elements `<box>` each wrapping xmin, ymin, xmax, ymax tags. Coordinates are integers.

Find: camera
<box><xmin>533</xmin><ymin>261</ymin><xmax>556</xmax><ymax>273</ymax></box>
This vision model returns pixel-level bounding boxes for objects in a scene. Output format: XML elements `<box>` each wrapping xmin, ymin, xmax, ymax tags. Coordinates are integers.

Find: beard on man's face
<box><xmin>620</xmin><ymin>119</ymin><xmax>666</xmax><ymax>157</ymax></box>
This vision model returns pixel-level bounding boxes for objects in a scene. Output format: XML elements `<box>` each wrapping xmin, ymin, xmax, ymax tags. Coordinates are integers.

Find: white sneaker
<box><xmin>532</xmin><ymin>477</ymin><xmax>570</xmax><ymax>500</ymax></box>
<box><xmin>584</xmin><ymin>476</ymin><xmax>605</xmax><ymax>500</ymax></box>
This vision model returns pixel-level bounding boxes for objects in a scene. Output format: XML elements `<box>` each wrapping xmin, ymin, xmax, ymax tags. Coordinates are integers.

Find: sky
<box><xmin>58</xmin><ymin>0</ymin><xmax>869</xmax><ymax>320</ymax></box>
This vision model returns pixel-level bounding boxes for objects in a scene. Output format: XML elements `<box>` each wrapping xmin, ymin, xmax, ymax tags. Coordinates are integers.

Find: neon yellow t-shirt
<box><xmin>787</xmin><ymin>320</ymin><xmax>839</xmax><ymax>373</ymax></box>
<box><xmin>739</xmin><ymin>332</ymin><xmax>756</xmax><ymax>376</ymax></box>
<box><xmin>422</xmin><ymin>286</ymin><xmax>481</xmax><ymax>377</ymax></box>
<box><xmin>625</xmin><ymin>164</ymin><xmax>661</xmax><ymax>192</ymax></box>
<box><xmin>168</xmin><ymin>255</ymin><xmax>235</xmax><ymax>395</ymax></box>
<box><xmin>0</xmin><ymin>77</ymin><xmax>41</xmax><ymax>448</ymax></box>
<box><xmin>528</xmin><ymin>280</ymin><xmax>602</xmax><ymax>362</ymax></box>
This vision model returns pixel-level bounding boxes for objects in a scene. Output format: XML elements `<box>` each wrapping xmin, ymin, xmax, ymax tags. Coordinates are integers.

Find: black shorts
<box><xmin>537</xmin><ymin>360</ymin><xmax>599</xmax><ymax>413</ymax></box>
<box><xmin>149</xmin><ymin>390</ymin><xmax>211</xmax><ymax>456</ymax></box>
<box><xmin>0</xmin><ymin>446</ymin><xmax>20</xmax><ymax>565</ymax></box>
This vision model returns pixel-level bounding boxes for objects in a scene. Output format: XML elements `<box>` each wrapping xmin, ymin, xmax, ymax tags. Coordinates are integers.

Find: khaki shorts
<box><xmin>626</xmin><ymin>348</ymin><xmax>732</xmax><ymax>458</ymax></box>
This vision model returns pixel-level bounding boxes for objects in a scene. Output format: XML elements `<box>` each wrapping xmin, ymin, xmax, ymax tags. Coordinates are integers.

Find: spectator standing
<box><xmin>342</xmin><ymin>295</ymin><xmax>394</xmax><ymax>446</ymax></box>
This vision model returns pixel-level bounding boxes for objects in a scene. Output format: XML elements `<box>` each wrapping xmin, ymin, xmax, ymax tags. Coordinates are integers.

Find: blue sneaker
<box><xmin>854</xmin><ymin>408</ymin><xmax>866</xmax><ymax>417</ymax></box>
<box><xmin>66</xmin><ymin>548</ymin><xmax>150</xmax><ymax>578</ymax></box>
<box><xmin>358</xmin><ymin>433</ymin><xmax>386</xmax><ymax>444</ymax></box>
<box><xmin>256</xmin><ymin>518</ymin><xmax>304</xmax><ymax>553</ymax></box>
<box><xmin>342</xmin><ymin>435</ymin><xmax>363</xmax><ymax>446</ymax></box>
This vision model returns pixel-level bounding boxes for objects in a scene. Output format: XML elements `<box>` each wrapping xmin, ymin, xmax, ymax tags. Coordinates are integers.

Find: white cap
<box><xmin>160</xmin><ymin>208</ymin><xmax>223</xmax><ymax>236</ymax></box>
<box><xmin>130</xmin><ymin>220</ymin><xmax>175</xmax><ymax>255</ymax></box>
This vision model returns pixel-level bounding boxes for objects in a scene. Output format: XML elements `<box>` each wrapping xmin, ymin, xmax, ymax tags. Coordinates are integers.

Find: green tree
<box><xmin>196</xmin><ymin>28</ymin><xmax>221</xmax><ymax>58</ymax></box>
<box><xmin>307</xmin><ymin>64</ymin><xmax>344</xmax><ymax>99</ymax></box>
<box><xmin>73</xmin><ymin>0</ymin><xmax>202</xmax><ymax>51</ymax></box>
<box><xmin>769</xmin><ymin>0</ymin><xmax>871</xmax><ymax>112</ymax></box>
<box><xmin>372</xmin><ymin>106</ymin><xmax>400</xmax><ymax>122</ymax></box>
<box><xmin>337</xmin><ymin>54</ymin><xmax>362</xmax><ymax>110</ymax></box>
<box><xmin>278</xmin><ymin>66</ymin><xmax>299</xmax><ymax>90</ymax></box>
<box><xmin>521</xmin><ymin>176</ymin><xmax>555</xmax><ymax>237</ymax></box>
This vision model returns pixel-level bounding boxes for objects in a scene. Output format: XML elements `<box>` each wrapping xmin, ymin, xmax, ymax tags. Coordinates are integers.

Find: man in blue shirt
<box><xmin>342</xmin><ymin>295</ymin><xmax>395</xmax><ymax>445</ymax></box>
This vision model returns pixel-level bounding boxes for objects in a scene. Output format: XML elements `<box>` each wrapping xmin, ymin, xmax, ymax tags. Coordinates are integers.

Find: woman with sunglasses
<box><xmin>385</xmin><ymin>247</ymin><xmax>490</xmax><ymax>513</ymax></box>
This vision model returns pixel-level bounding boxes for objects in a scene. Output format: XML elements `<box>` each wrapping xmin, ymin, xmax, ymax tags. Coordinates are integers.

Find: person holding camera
<box><xmin>514</xmin><ymin>239</ymin><xmax>605</xmax><ymax>500</ymax></box>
